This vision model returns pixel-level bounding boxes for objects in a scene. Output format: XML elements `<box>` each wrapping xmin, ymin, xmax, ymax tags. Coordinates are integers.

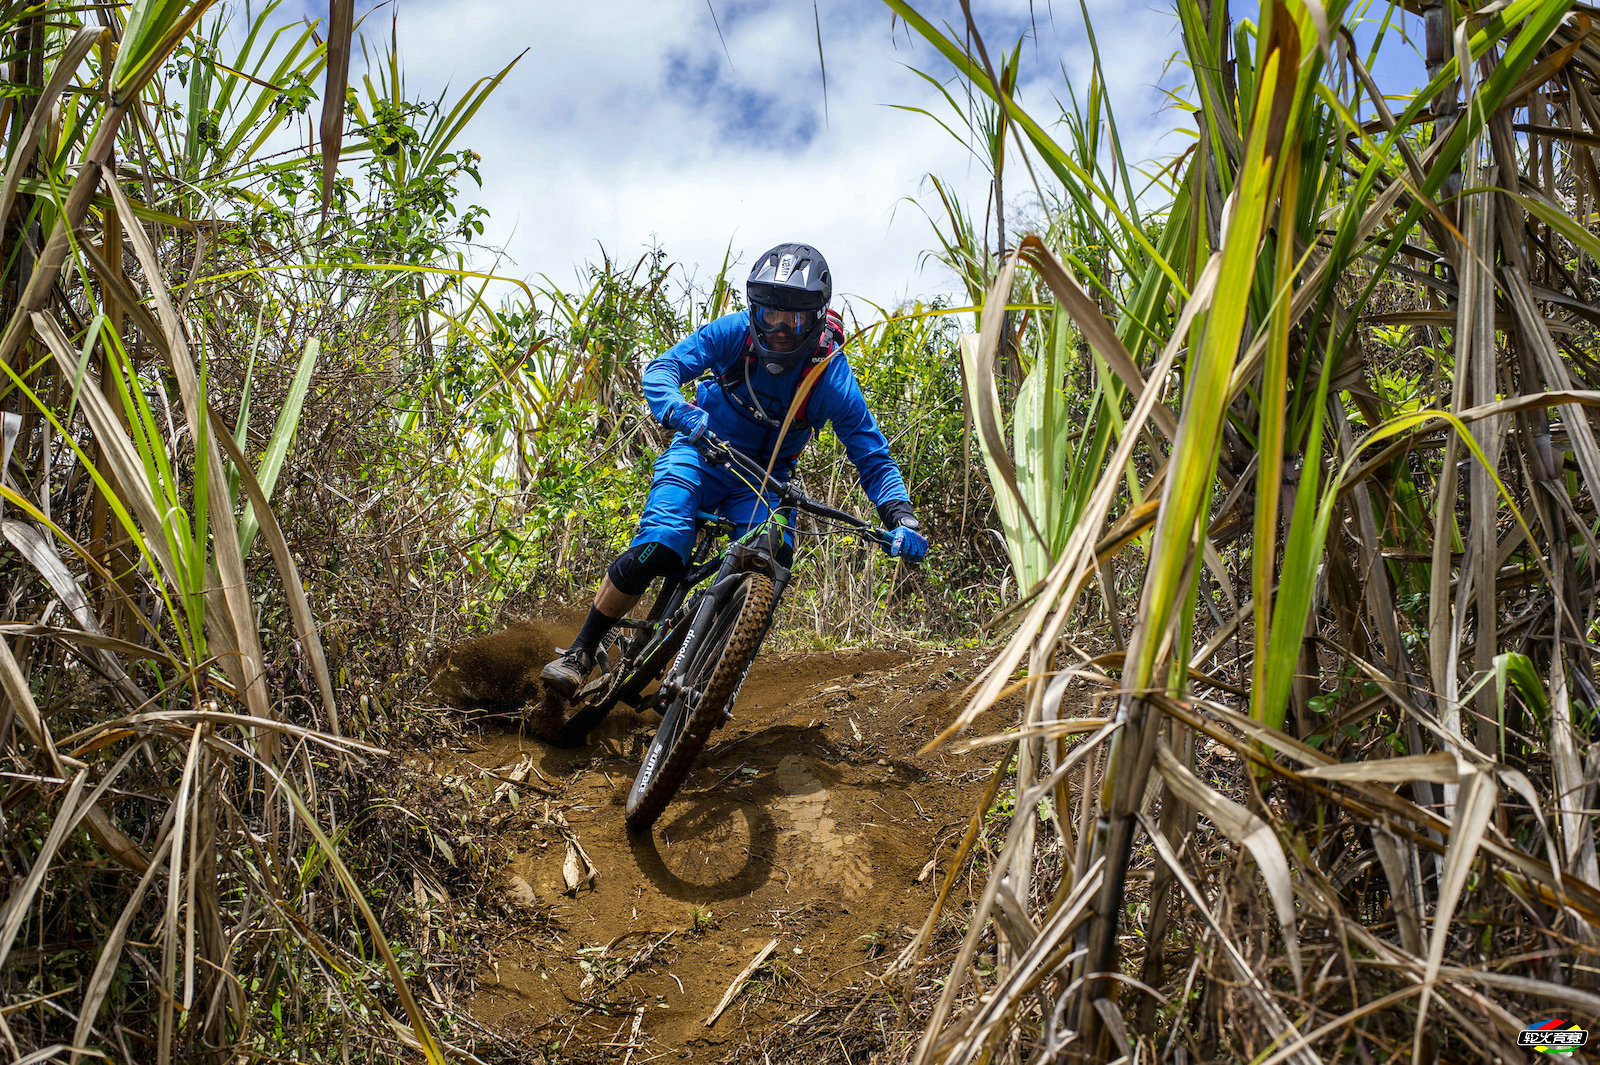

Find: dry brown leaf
<box><xmin>1299</xmin><ymin>752</ymin><xmax>1461</xmax><ymax>784</ymax></box>
<box><xmin>562</xmin><ymin>841</ymin><xmax>593</xmax><ymax>895</ymax></box>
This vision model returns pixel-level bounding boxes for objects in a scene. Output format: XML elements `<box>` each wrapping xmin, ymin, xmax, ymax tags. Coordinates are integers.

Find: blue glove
<box><xmin>885</xmin><ymin>524</ymin><xmax>928</xmax><ymax>563</ymax></box>
<box><xmin>670</xmin><ymin>404</ymin><xmax>709</xmax><ymax>443</ymax></box>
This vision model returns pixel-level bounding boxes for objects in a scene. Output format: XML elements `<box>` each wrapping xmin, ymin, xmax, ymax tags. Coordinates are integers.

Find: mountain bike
<box><xmin>538</xmin><ymin>433</ymin><xmax>894</xmax><ymax>833</ymax></box>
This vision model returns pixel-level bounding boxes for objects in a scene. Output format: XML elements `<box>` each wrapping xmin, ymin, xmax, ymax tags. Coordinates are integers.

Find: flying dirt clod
<box><xmin>432</xmin><ymin>621</ymin><xmax>556</xmax><ymax>719</ymax></box>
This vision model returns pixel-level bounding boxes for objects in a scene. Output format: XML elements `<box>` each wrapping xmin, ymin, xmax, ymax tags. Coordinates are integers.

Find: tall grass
<box><xmin>891</xmin><ymin>0</ymin><xmax>1600</xmax><ymax>1059</ymax></box>
<box><xmin>0</xmin><ymin>3</ymin><xmax>488</xmax><ymax>1058</ymax></box>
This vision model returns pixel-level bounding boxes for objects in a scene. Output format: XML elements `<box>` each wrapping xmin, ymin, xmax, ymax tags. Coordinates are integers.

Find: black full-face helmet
<box><xmin>746</xmin><ymin>242</ymin><xmax>831</xmax><ymax>374</ymax></box>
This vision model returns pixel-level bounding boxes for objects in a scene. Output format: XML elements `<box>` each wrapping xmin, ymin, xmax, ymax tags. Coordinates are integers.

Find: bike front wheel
<box><xmin>625</xmin><ymin>573</ymin><xmax>774</xmax><ymax>833</ymax></box>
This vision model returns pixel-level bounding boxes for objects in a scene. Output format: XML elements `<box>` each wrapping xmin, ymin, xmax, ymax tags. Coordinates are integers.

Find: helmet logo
<box><xmin>774</xmin><ymin>254</ymin><xmax>795</xmax><ymax>282</ymax></box>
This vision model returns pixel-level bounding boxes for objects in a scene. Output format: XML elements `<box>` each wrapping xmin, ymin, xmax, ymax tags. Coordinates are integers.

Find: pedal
<box><xmin>558</xmin><ymin>698</ymin><xmax>614</xmax><ymax>746</ymax></box>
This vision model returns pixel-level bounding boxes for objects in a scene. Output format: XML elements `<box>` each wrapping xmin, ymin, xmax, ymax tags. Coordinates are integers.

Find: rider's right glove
<box><xmin>669</xmin><ymin>404</ymin><xmax>710</xmax><ymax>443</ymax></box>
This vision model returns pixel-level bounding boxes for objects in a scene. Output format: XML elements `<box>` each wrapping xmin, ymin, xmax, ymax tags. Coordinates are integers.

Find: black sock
<box><xmin>569</xmin><ymin>606</ymin><xmax>618</xmax><ymax>658</ymax></box>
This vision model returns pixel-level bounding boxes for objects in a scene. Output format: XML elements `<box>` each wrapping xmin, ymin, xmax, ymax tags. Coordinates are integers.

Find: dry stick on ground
<box><xmin>618</xmin><ymin>1006</ymin><xmax>646</xmax><ymax>1065</ymax></box>
<box><xmin>705</xmin><ymin>938</ymin><xmax>780</xmax><ymax>1027</ymax></box>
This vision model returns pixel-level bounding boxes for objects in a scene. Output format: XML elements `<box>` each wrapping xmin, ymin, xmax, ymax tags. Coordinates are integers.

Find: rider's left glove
<box><xmin>876</xmin><ymin>500</ymin><xmax>927</xmax><ymax>563</ymax></box>
<box><xmin>669</xmin><ymin>404</ymin><xmax>710</xmax><ymax>443</ymax></box>
<box><xmin>886</xmin><ymin>525</ymin><xmax>928</xmax><ymax>562</ymax></box>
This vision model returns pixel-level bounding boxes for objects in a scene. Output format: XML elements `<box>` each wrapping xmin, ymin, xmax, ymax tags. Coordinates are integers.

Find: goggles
<box><xmin>753</xmin><ymin>305</ymin><xmax>820</xmax><ymax>336</ymax></box>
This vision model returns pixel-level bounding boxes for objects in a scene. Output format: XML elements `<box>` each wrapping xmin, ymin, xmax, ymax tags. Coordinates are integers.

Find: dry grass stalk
<box><xmin>888</xmin><ymin>0</ymin><xmax>1600</xmax><ymax>1059</ymax></box>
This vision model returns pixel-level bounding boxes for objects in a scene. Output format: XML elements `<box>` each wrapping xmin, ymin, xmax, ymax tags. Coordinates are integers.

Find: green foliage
<box><xmin>113</xmin><ymin>0</ymin><xmax>211</xmax><ymax>99</ymax></box>
<box><xmin>237</xmin><ymin>337</ymin><xmax>320</xmax><ymax>558</ymax></box>
<box><xmin>959</xmin><ymin>317</ymin><xmax>1078</xmax><ymax>594</ymax></box>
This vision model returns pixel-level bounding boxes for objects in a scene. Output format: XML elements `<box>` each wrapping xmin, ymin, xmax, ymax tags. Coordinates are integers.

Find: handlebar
<box><xmin>696</xmin><ymin>432</ymin><xmax>891</xmax><ymax>548</ymax></box>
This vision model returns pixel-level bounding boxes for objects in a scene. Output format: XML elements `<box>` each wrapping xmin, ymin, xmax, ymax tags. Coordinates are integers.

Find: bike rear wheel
<box><xmin>625</xmin><ymin>573</ymin><xmax>773</xmax><ymax>833</ymax></box>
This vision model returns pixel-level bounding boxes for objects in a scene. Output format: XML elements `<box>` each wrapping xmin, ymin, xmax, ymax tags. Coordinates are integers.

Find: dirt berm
<box><xmin>422</xmin><ymin>619</ymin><xmax>1012</xmax><ymax>1061</ymax></box>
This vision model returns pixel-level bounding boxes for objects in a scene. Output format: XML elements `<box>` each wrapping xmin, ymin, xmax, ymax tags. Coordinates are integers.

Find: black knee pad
<box><xmin>608</xmin><ymin>542</ymin><xmax>685</xmax><ymax>596</ymax></box>
<box><xmin>775</xmin><ymin>540</ymin><xmax>794</xmax><ymax>569</ymax></box>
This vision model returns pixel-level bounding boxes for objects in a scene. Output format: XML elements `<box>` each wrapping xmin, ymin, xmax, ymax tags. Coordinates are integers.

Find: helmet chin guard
<box><xmin>747</xmin><ymin>242</ymin><xmax>831</xmax><ymax>374</ymax></box>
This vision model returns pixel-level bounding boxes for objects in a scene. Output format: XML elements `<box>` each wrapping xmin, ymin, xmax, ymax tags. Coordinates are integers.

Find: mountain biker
<box><xmin>540</xmin><ymin>241</ymin><xmax>928</xmax><ymax>698</ymax></box>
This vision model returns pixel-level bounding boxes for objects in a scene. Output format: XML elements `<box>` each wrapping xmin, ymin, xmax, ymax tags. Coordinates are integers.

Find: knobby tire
<box><xmin>625</xmin><ymin>573</ymin><xmax>774</xmax><ymax>833</ymax></box>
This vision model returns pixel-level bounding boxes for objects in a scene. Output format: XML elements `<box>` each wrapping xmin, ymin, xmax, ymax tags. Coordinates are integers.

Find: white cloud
<box><xmin>352</xmin><ymin>0</ymin><xmax>1182</xmax><ymax>311</ymax></box>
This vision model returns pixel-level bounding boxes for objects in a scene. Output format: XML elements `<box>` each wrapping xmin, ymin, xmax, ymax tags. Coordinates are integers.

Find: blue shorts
<box><xmin>629</xmin><ymin>440</ymin><xmax>792</xmax><ymax>562</ymax></box>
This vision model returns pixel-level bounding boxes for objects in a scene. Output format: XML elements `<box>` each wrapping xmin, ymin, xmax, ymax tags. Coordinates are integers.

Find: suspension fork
<box><xmin>657</xmin><ymin>512</ymin><xmax>792</xmax><ymax>704</ymax></box>
<box><xmin>706</xmin><ymin>538</ymin><xmax>792</xmax><ymax>720</ymax></box>
<box><xmin>709</xmin><ymin>571</ymin><xmax>788</xmax><ymax>724</ymax></box>
<box><xmin>659</xmin><ymin>552</ymin><xmax>743</xmax><ymax>699</ymax></box>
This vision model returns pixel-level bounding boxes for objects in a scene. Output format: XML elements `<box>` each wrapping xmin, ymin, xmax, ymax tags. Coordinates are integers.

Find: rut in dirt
<box><xmin>428</xmin><ymin>620</ymin><xmax>1009</xmax><ymax>1059</ymax></box>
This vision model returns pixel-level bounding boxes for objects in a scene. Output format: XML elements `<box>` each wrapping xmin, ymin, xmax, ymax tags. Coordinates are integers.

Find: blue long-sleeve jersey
<box><xmin>640</xmin><ymin>311</ymin><xmax>910</xmax><ymax>510</ymax></box>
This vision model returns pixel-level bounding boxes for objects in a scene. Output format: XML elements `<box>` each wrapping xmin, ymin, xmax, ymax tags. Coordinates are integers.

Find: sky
<box><xmin>302</xmin><ymin>0</ymin><xmax>1187</xmax><ymax>313</ymax></box>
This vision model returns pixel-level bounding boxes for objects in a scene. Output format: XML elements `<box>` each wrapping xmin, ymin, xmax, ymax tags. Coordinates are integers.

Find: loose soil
<box><xmin>422</xmin><ymin>618</ymin><xmax>1011</xmax><ymax>1061</ymax></box>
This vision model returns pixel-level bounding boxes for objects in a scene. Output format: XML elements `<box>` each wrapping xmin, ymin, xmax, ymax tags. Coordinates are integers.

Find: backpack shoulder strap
<box><xmin>715</xmin><ymin>328</ymin><xmax>757</xmax><ymax>387</ymax></box>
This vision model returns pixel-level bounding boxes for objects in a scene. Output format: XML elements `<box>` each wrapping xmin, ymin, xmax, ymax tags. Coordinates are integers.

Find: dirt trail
<box><xmin>423</xmin><ymin>623</ymin><xmax>1006</xmax><ymax>1060</ymax></box>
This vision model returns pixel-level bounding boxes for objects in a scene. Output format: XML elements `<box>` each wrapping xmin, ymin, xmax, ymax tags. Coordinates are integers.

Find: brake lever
<box><xmin>699</xmin><ymin>435</ymin><xmax>769</xmax><ymax>486</ymax></box>
<box><xmin>698</xmin><ymin>433</ymin><xmax>732</xmax><ymax>465</ymax></box>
